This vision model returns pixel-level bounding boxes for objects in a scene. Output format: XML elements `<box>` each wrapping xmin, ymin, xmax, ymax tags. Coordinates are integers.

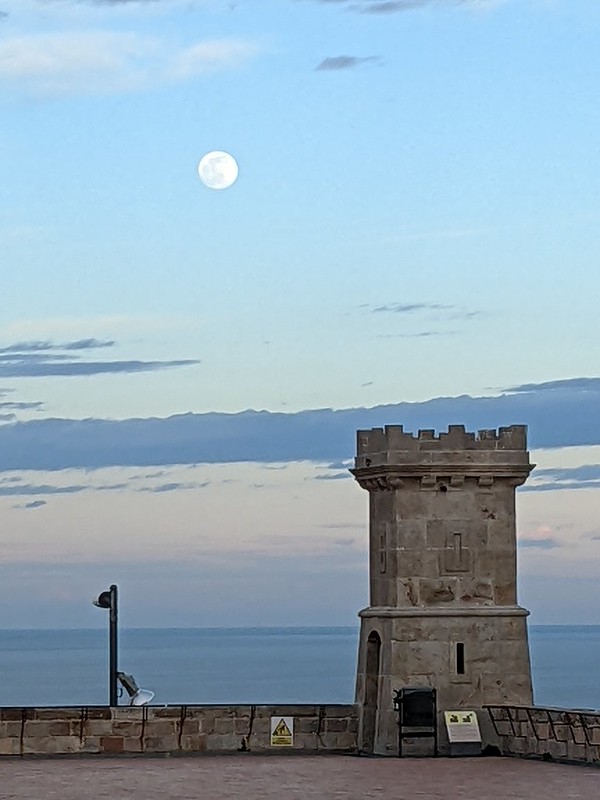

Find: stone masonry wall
<box><xmin>0</xmin><ymin>704</ymin><xmax>357</xmax><ymax>757</ymax></box>
<box><xmin>486</xmin><ymin>706</ymin><xmax>600</xmax><ymax>766</ymax></box>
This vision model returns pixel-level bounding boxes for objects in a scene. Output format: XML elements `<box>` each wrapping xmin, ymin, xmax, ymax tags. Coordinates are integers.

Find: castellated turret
<box><xmin>351</xmin><ymin>424</ymin><xmax>534</xmax><ymax>755</ymax></box>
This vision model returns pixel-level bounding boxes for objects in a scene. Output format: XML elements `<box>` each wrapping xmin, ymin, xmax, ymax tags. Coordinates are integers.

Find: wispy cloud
<box><xmin>0</xmin><ymin>31</ymin><xmax>261</xmax><ymax>96</ymax></box>
<box><xmin>74</xmin><ymin>1</ymin><xmax>165</xmax><ymax>4</ymax></box>
<box><xmin>506</xmin><ymin>378</ymin><xmax>600</xmax><ymax>395</ymax></box>
<box><xmin>313</xmin><ymin>472</ymin><xmax>350</xmax><ymax>481</ymax></box>
<box><xmin>309</xmin><ymin>0</ymin><xmax>506</xmax><ymax>14</ymax></box>
<box><xmin>518</xmin><ymin>536</ymin><xmax>561</xmax><ymax>549</ymax></box>
<box><xmin>367</xmin><ymin>302</ymin><xmax>474</xmax><ymax>319</ymax></box>
<box><xmin>0</xmin><ymin>483</ymin><xmax>88</xmax><ymax>496</ymax></box>
<box><xmin>371</xmin><ymin>302</ymin><xmax>458</xmax><ymax>314</ymax></box>
<box><xmin>13</xmin><ymin>500</ymin><xmax>47</xmax><ymax>510</ymax></box>
<box><xmin>320</xmin><ymin>522</ymin><xmax>365</xmax><ymax>530</ymax></box>
<box><xmin>0</xmin><ymin>352</ymin><xmax>199</xmax><ymax>378</ymax></box>
<box><xmin>376</xmin><ymin>330</ymin><xmax>458</xmax><ymax>339</ymax></box>
<box><xmin>368</xmin><ymin>302</ymin><xmax>479</xmax><ymax>338</ymax></box>
<box><xmin>523</xmin><ymin>465</ymin><xmax>600</xmax><ymax>493</ymax></box>
<box><xmin>168</xmin><ymin>39</ymin><xmax>260</xmax><ymax>80</ymax></box>
<box><xmin>0</xmin><ymin>339</ymin><xmax>114</xmax><ymax>353</ymax></box>
<box><xmin>136</xmin><ymin>481</ymin><xmax>210</xmax><ymax>493</ymax></box>
<box><xmin>315</xmin><ymin>55</ymin><xmax>379</xmax><ymax>71</ymax></box>
<box><xmin>0</xmin><ymin>401</ymin><xmax>43</xmax><ymax>410</ymax></box>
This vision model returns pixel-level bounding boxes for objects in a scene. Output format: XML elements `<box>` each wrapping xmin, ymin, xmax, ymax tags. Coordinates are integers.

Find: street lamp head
<box><xmin>93</xmin><ymin>591</ymin><xmax>112</xmax><ymax>609</ymax></box>
<box><xmin>92</xmin><ymin>584</ymin><xmax>117</xmax><ymax>610</ymax></box>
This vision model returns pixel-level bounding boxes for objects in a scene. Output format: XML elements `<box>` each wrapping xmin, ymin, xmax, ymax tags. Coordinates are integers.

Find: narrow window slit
<box><xmin>456</xmin><ymin>643</ymin><xmax>465</xmax><ymax>675</ymax></box>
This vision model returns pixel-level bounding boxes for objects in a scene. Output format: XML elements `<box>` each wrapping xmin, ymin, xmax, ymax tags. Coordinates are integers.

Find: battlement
<box><xmin>357</xmin><ymin>424</ymin><xmax>527</xmax><ymax>455</ymax></box>
<box><xmin>353</xmin><ymin>424</ymin><xmax>533</xmax><ymax>475</ymax></box>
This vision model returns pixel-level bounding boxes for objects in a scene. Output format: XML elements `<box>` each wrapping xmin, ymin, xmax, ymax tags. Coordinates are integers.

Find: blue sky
<box><xmin>1</xmin><ymin>0</ymin><xmax>599</xmax><ymax>629</ymax></box>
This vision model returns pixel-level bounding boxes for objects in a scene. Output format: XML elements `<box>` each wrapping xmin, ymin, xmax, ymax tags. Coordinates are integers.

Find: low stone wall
<box><xmin>485</xmin><ymin>705</ymin><xmax>600</xmax><ymax>766</ymax></box>
<box><xmin>0</xmin><ymin>704</ymin><xmax>358</xmax><ymax>757</ymax></box>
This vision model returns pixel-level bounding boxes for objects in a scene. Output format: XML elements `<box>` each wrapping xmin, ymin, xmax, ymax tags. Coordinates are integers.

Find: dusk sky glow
<box><xmin>1</xmin><ymin>0</ymin><xmax>599</xmax><ymax>628</ymax></box>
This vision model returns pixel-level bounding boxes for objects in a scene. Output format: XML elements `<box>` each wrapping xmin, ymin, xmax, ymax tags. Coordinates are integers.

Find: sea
<box><xmin>0</xmin><ymin>625</ymin><xmax>598</xmax><ymax>710</ymax></box>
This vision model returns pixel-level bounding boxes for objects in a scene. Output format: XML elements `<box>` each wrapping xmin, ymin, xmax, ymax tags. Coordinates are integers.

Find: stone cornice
<box><xmin>351</xmin><ymin>464</ymin><xmax>533</xmax><ymax>491</ymax></box>
<box><xmin>358</xmin><ymin>605</ymin><xmax>530</xmax><ymax>618</ymax></box>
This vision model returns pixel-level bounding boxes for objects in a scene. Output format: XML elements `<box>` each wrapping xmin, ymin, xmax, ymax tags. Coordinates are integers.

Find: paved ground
<box><xmin>0</xmin><ymin>755</ymin><xmax>598</xmax><ymax>800</ymax></box>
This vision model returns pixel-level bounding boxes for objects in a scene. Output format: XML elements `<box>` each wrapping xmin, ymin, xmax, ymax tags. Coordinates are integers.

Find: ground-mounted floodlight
<box><xmin>93</xmin><ymin>584</ymin><xmax>118</xmax><ymax>706</ymax></box>
<box><xmin>117</xmin><ymin>672</ymin><xmax>155</xmax><ymax>706</ymax></box>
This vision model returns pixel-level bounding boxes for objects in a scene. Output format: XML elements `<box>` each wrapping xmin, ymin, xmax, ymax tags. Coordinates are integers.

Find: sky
<box><xmin>1</xmin><ymin>0</ymin><xmax>600</xmax><ymax>629</ymax></box>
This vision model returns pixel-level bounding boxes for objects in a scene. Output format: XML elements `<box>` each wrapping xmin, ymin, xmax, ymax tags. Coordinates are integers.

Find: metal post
<box><xmin>109</xmin><ymin>584</ymin><xmax>118</xmax><ymax>707</ymax></box>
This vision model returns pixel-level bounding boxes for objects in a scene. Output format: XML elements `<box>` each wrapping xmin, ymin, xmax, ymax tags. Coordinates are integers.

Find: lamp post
<box><xmin>93</xmin><ymin>584</ymin><xmax>118</xmax><ymax>706</ymax></box>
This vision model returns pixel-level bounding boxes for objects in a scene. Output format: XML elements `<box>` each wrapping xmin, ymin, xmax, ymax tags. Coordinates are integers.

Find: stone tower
<box><xmin>351</xmin><ymin>424</ymin><xmax>534</xmax><ymax>755</ymax></box>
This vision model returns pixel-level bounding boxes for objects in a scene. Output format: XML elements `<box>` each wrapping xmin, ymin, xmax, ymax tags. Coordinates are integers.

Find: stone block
<box><xmin>80</xmin><ymin>737</ymin><xmax>102</xmax><ymax>754</ymax></box>
<box><xmin>144</xmin><ymin>735</ymin><xmax>179</xmax><ymax>753</ymax></box>
<box><xmin>82</xmin><ymin>720</ymin><xmax>115</xmax><ymax>737</ymax></box>
<box><xmin>112</xmin><ymin>707</ymin><xmax>143</xmax><ymax>722</ymax></box>
<box><xmin>146</xmin><ymin>720</ymin><xmax>179</xmax><ymax>737</ymax></box>
<box><xmin>334</xmin><ymin>732</ymin><xmax>358</xmax><ymax>750</ymax></box>
<box><xmin>122</xmin><ymin>737</ymin><xmax>143</xmax><ymax>754</ymax></box>
<box><xmin>214</xmin><ymin>716</ymin><xmax>236</xmax><ymax>734</ymax></box>
<box><xmin>458</xmin><ymin>578</ymin><xmax>494</xmax><ymax>604</ymax></box>
<box><xmin>324</xmin><ymin>718</ymin><xmax>347</xmax><ymax>733</ymax></box>
<box><xmin>101</xmin><ymin>736</ymin><xmax>125</xmax><ymax>754</ymax></box>
<box><xmin>151</xmin><ymin>706</ymin><xmax>182</xmax><ymax>718</ymax></box>
<box><xmin>34</xmin><ymin>708</ymin><xmax>80</xmax><ymax>720</ymax></box>
<box><xmin>395</xmin><ymin>519</ymin><xmax>426</xmax><ymax>549</ymax></box>
<box><xmin>419</xmin><ymin>578</ymin><xmax>458</xmax><ymax>604</ymax></box>
<box><xmin>113</xmin><ymin>722</ymin><xmax>143</xmax><ymax>739</ymax></box>
<box><xmin>249</xmin><ymin>718</ymin><xmax>270</xmax><ymax>737</ymax></box>
<box><xmin>48</xmin><ymin>721</ymin><xmax>71</xmax><ymax>736</ymax></box>
<box><xmin>48</xmin><ymin>736</ymin><xmax>82</xmax><ymax>754</ymax></box>
<box><xmin>22</xmin><ymin>738</ymin><xmax>54</xmax><ymax>756</ymax></box>
<box><xmin>0</xmin><ymin>738</ymin><xmax>20</xmax><ymax>756</ymax></box>
<box><xmin>546</xmin><ymin>739</ymin><xmax>568</xmax><ymax>760</ymax></box>
<box><xmin>179</xmin><ymin>733</ymin><xmax>208</xmax><ymax>752</ymax></box>
<box><xmin>22</xmin><ymin>721</ymin><xmax>61</xmax><ymax>738</ymax></box>
<box><xmin>566</xmin><ymin>741</ymin><xmax>587</xmax><ymax>761</ymax></box>
<box><xmin>296</xmin><ymin>717</ymin><xmax>318</xmax><ymax>734</ymax></box>
<box><xmin>197</xmin><ymin>711</ymin><xmax>219</xmax><ymax>734</ymax></box>
<box><xmin>0</xmin><ymin>721</ymin><xmax>21</xmax><ymax>737</ymax></box>
<box><xmin>234</xmin><ymin>717</ymin><xmax>252</xmax><ymax>735</ymax></box>
<box><xmin>209</xmin><ymin>732</ymin><xmax>243</xmax><ymax>751</ymax></box>
<box><xmin>85</xmin><ymin>708</ymin><xmax>112</xmax><ymax>720</ymax></box>
<box><xmin>396</xmin><ymin>579</ymin><xmax>419</xmax><ymax>607</ymax></box>
<box><xmin>181</xmin><ymin>719</ymin><xmax>200</xmax><ymax>734</ymax></box>
<box><xmin>586</xmin><ymin>744</ymin><xmax>600</xmax><ymax>762</ymax></box>
<box><xmin>268</xmin><ymin>705</ymin><xmax>316</xmax><ymax>717</ymax></box>
<box><xmin>0</xmin><ymin>709</ymin><xmax>30</xmax><ymax>721</ymax></box>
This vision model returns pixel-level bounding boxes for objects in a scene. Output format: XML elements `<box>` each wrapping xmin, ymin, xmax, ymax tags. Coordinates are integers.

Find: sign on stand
<box><xmin>444</xmin><ymin>711</ymin><xmax>482</xmax><ymax>756</ymax></box>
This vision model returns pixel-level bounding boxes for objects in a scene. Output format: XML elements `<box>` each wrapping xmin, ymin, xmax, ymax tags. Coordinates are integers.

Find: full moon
<box><xmin>197</xmin><ymin>151</ymin><xmax>239</xmax><ymax>190</ymax></box>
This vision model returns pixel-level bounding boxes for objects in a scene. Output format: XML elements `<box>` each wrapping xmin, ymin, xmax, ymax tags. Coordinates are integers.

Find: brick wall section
<box><xmin>0</xmin><ymin>704</ymin><xmax>358</xmax><ymax>757</ymax></box>
<box><xmin>485</xmin><ymin>706</ymin><xmax>600</xmax><ymax>766</ymax></box>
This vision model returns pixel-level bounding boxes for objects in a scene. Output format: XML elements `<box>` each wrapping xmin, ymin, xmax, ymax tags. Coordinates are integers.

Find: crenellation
<box><xmin>356</xmin><ymin>424</ymin><xmax>529</xmax><ymax>460</ymax></box>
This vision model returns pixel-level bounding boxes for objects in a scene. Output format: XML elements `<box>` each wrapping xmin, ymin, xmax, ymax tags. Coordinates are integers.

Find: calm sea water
<box><xmin>0</xmin><ymin>625</ymin><xmax>598</xmax><ymax>710</ymax></box>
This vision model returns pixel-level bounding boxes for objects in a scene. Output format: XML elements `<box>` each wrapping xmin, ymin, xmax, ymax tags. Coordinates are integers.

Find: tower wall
<box><xmin>352</xmin><ymin>424</ymin><xmax>534</xmax><ymax>755</ymax></box>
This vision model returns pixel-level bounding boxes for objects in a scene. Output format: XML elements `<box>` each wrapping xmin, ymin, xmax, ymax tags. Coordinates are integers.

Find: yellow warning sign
<box><xmin>270</xmin><ymin>716</ymin><xmax>294</xmax><ymax>746</ymax></box>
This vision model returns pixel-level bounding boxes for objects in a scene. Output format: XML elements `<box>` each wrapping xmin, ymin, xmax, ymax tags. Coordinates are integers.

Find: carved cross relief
<box><xmin>443</xmin><ymin>531</ymin><xmax>470</xmax><ymax>573</ymax></box>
